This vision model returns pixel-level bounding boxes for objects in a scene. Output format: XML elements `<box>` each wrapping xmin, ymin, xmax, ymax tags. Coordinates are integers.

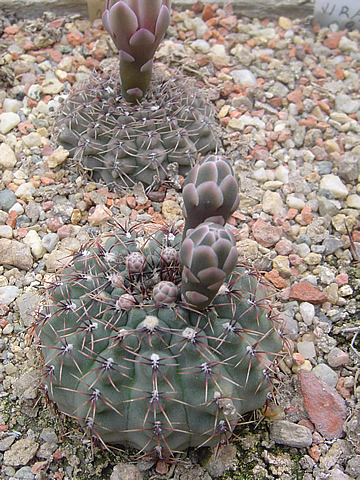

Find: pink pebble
<box><xmin>335</xmin><ymin>273</ymin><xmax>348</xmax><ymax>287</ymax></box>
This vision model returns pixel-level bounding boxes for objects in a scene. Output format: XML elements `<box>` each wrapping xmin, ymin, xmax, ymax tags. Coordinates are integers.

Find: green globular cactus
<box><xmin>54</xmin><ymin>70</ymin><xmax>218</xmax><ymax>189</ymax></box>
<box><xmin>35</xmin><ymin>155</ymin><xmax>285</xmax><ymax>459</ymax></box>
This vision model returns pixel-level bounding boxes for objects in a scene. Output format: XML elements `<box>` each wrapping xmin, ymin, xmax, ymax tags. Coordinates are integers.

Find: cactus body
<box><xmin>36</xmin><ymin>156</ymin><xmax>284</xmax><ymax>458</ymax></box>
<box><xmin>54</xmin><ymin>70</ymin><xmax>218</xmax><ymax>189</ymax></box>
<box><xmin>37</xmin><ymin>225</ymin><xmax>283</xmax><ymax>456</ymax></box>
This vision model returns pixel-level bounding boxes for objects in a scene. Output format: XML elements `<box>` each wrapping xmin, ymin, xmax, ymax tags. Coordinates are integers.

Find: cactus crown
<box><xmin>35</xmin><ymin>155</ymin><xmax>284</xmax><ymax>459</ymax></box>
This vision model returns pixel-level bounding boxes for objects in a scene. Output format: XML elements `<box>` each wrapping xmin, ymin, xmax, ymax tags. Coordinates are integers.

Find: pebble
<box><xmin>45</xmin><ymin>145</ymin><xmax>69</xmax><ymax>168</ymax></box>
<box><xmin>290</xmin><ymin>281</ymin><xmax>328</xmax><ymax>304</ymax></box>
<box><xmin>262</xmin><ymin>190</ymin><xmax>285</xmax><ymax>215</ymax></box>
<box><xmin>110</xmin><ymin>464</ymin><xmax>143</xmax><ymax>480</ymax></box>
<box><xmin>327</xmin><ymin>347</ymin><xmax>349</xmax><ymax>368</ymax></box>
<box><xmin>0</xmin><ymin>112</ymin><xmax>21</xmax><ymax>134</ymax></box>
<box><xmin>319</xmin><ymin>175</ymin><xmax>349</xmax><ymax>199</ymax></box>
<box><xmin>0</xmin><ymin>143</ymin><xmax>17</xmax><ymax>168</ymax></box>
<box><xmin>0</xmin><ymin>225</ymin><xmax>13</xmax><ymax>238</ymax></box>
<box><xmin>0</xmin><ymin>238</ymin><xmax>33</xmax><ymax>270</ymax></box>
<box><xmin>297</xmin><ymin>341</ymin><xmax>316</xmax><ymax>359</ymax></box>
<box><xmin>3</xmin><ymin>437</ymin><xmax>39</xmax><ymax>467</ymax></box>
<box><xmin>270</xmin><ymin>420</ymin><xmax>312</xmax><ymax>448</ymax></box>
<box><xmin>22</xmin><ymin>132</ymin><xmax>42</xmax><ymax>148</ymax></box>
<box><xmin>312</xmin><ymin>363</ymin><xmax>339</xmax><ymax>388</ymax></box>
<box><xmin>23</xmin><ymin>230</ymin><xmax>46</xmax><ymax>259</ymax></box>
<box><xmin>299</xmin><ymin>302</ymin><xmax>315</xmax><ymax>325</ymax></box>
<box><xmin>2</xmin><ymin>98</ymin><xmax>22</xmax><ymax>113</ymax></box>
<box><xmin>300</xmin><ymin>370</ymin><xmax>347</xmax><ymax>440</ymax></box>
<box><xmin>15</xmin><ymin>182</ymin><xmax>36</xmax><ymax>198</ymax></box>
<box><xmin>0</xmin><ymin>189</ymin><xmax>17</xmax><ymax>211</ymax></box>
<box><xmin>41</xmin><ymin>232</ymin><xmax>59</xmax><ymax>252</ymax></box>
<box><xmin>0</xmin><ymin>285</ymin><xmax>20</xmax><ymax>305</ymax></box>
<box><xmin>231</xmin><ymin>69</ymin><xmax>257</xmax><ymax>86</ymax></box>
<box><xmin>252</xmin><ymin>219</ymin><xmax>282</xmax><ymax>247</ymax></box>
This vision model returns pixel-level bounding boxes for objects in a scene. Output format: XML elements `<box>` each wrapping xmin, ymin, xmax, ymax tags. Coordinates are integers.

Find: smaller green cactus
<box><xmin>54</xmin><ymin>71</ymin><xmax>218</xmax><ymax>189</ymax></box>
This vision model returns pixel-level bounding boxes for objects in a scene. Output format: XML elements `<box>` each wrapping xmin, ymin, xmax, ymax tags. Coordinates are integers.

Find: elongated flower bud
<box><xmin>102</xmin><ymin>0</ymin><xmax>171</xmax><ymax>102</ymax></box>
<box><xmin>182</xmin><ymin>155</ymin><xmax>240</xmax><ymax>236</ymax></box>
<box><xmin>180</xmin><ymin>222</ymin><xmax>238</xmax><ymax>310</ymax></box>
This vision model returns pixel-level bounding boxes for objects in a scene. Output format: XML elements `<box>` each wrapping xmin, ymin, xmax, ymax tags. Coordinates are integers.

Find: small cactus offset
<box><xmin>55</xmin><ymin>70</ymin><xmax>218</xmax><ymax>189</ymax></box>
<box><xmin>35</xmin><ymin>155</ymin><xmax>285</xmax><ymax>458</ymax></box>
<box><xmin>53</xmin><ymin>0</ymin><xmax>218</xmax><ymax>189</ymax></box>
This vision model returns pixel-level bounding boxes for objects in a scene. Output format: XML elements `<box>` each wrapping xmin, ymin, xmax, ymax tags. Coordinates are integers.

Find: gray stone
<box><xmin>0</xmin><ymin>190</ymin><xmax>17</xmax><ymax>212</ymax></box>
<box><xmin>318</xmin><ymin>196</ymin><xmax>341</xmax><ymax>217</ymax></box>
<box><xmin>3</xmin><ymin>437</ymin><xmax>39</xmax><ymax>467</ymax></box>
<box><xmin>0</xmin><ymin>286</ymin><xmax>20</xmax><ymax>305</ymax></box>
<box><xmin>110</xmin><ymin>464</ymin><xmax>143</xmax><ymax>480</ymax></box>
<box><xmin>17</xmin><ymin>292</ymin><xmax>40</xmax><ymax>327</ymax></box>
<box><xmin>41</xmin><ymin>232</ymin><xmax>60</xmax><ymax>252</ymax></box>
<box><xmin>323</xmin><ymin>237</ymin><xmax>343</xmax><ymax>255</ymax></box>
<box><xmin>40</xmin><ymin>428</ymin><xmax>58</xmax><ymax>444</ymax></box>
<box><xmin>312</xmin><ymin>363</ymin><xmax>338</xmax><ymax>388</ymax></box>
<box><xmin>270</xmin><ymin>420</ymin><xmax>312</xmax><ymax>447</ymax></box>
<box><xmin>0</xmin><ymin>225</ymin><xmax>13</xmax><ymax>238</ymax></box>
<box><xmin>338</xmin><ymin>153</ymin><xmax>360</xmax><ymax>183</ymax></box>
<box><xmin>334</xmin><ymin>94</ymin><xmax>360</xmax><ymax>114</ymax></box>
<box><xmin>0</xmin><ymin>435</ymin><xmax>16</xmax><ymax>452</ymax></box>
<box><xmin>231</xmin><ymin>69</ymin><xmax>257</xmax><ymax>86</ymax></box>
<box><xmin>14</xmin><ymin>466</ymin><xmax>35</xmax><ymax>479</ymax></box>
<box><xmin>346</xmin><ymin>456</ymin><xmax>360</xmax><ymax>477</ymax></box>
<box><xmin>0</xmin><ymin>238</ymin><xmax>33</xmax><ymax>270</ymax></box>
<box><xmin>317</xmin><ymin>160</ymin><xmax>333</xmax><ymax>175</ymax></box>
<box><xmin>293</xmin><ymin>125</ymin><xmax>306</xmax><ymax>147</ymax></box>
<box><xmin>205</xmin><ymin>445</ymin><xmax>237</xmax><ymax>477</ymax></box>
<box><xmin>268</xmin><ymin>81</ymin><xmax>289</xmax><ymax>98</ymax></box>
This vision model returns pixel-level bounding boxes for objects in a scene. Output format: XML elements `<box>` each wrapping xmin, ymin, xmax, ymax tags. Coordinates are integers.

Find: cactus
<box><xmin>53</xmin><ymin>0</ymin><xmax>218</xmax><ymax>189</ymax></box>
<box><xmin>54</xmin><ymin>69</ymin><xmax>218</xmax><ymax>190</ymax></box>
<box><xmin>35</xmin><ymin>155</ymin><xmax>284</xmax><ymax>458</ymax></box>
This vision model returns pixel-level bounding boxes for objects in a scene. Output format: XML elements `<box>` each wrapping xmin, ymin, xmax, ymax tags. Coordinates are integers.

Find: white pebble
<box><xmin>319</xmin><ymin>174</ymin><xmax>348</xmax><ymax>199</ymax></box>
<box><xmin>299</xmin><ymin>302</ymin><xmax>315</xmax><ymax>325</ymax></box>
<box><xmin>2</xmin><ymin>98</ymin><xmax>22</xmax><ymax>113</ymax></box>
<box><xmin>0</xmin><ymin>143</ymin><xmax>17</xmax><ymax>168</ymax></box>
<box><xmin>15</xmin><ymin>182</ymin><xmax>36</xmax><ymax>198</ymax></box>
<box><xmin>231</xmin><ymin>69</ymin><xmax>257</xmax><ymax>87</ymax></box>
<box><xmin>23</xmin><ymin>230</ymin><xmax>46</xmax><ymax>259</ymax></box>
<box><xmin>190</xmin><ymin>39</ymin><xmax>210</xmax><ymax>53</ymax></box>
<box><xmin>286</xmin><ymin>193</ymin><xmax>305</xmax><ymax>210</ymax></box>
<box><xmin>0</xmin><ymin>225</ymin><xmax>13</xmax><ymax>239</ymax></box>
<box><xmin>275</xmin><ymin>165</ymin><xmax>289</xmax><ymax>184</ymax></box>
<box><xmin>2</xmin><ymin>323</ymin><xmax>14</xmax><ymax>335</ymax></box>
<box><xmin>0</xmin><ymin>112</ymin><xmax>20</xmax><ymax>134</ymax></box>
<box><xmin>22</xmin><ymin>132</ymin><xmax>42</xmax><ymax>148</ymax></box>
<box><xmin>346</xmin><ymin>194</ymin><xmax>360</xmax><ymax>209</ymax></box>
<box><xmin>9</xmin><ymin>202</ymin><xmax>24</xmax><ymax>215</ymax></box>
<box><xmin>0</xmin><ymin>286</ymin><xmax>19</xmax><ymax>305</ymax></box>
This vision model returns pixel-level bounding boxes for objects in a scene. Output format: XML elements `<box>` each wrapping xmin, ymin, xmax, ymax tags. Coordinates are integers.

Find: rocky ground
<box><xmin>0</xmin><ymin>3</ymin><xmax>359</xmax><ymax>479</ymax></box>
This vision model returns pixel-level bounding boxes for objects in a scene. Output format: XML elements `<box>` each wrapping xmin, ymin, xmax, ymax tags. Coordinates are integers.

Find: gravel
<box><xmin>0</xmin><ymin>4</ymin><xmax>359</xmax><ymax>480</ymax></box>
